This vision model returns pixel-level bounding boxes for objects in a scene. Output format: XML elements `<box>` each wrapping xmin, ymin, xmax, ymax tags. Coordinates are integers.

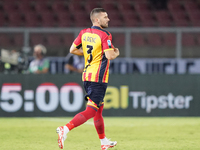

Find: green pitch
<box><xmin>0</xmin><ymin>117</ymin><xmax>200</xmax><ymax>150</ymax></box>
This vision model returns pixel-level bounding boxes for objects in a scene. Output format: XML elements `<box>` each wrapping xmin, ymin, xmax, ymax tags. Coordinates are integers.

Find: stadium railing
<box><xmin>1</xmin><ymin>27</ymin><xmax>200</xmax><ymax>74</ymax></box>
<box><xmin>0</xmin><ymin>27</ymin><xmax>200</xmax><ymax>58</ymax></box>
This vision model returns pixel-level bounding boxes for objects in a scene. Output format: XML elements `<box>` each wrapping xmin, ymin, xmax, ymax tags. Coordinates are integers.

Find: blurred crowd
<box><xmin>0</xmin><ymin>44</ymin><xmax>84</xmax><ymax>74</ymax></box>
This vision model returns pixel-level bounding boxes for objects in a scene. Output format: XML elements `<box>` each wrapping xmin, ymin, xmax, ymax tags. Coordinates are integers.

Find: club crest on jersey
<box><xmin>107</xmin><ymin>40</ymin><xmax>111</xmax><ymax>46</ymax></box>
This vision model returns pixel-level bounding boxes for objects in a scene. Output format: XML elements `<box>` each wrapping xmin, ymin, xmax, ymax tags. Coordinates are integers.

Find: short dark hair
<box><xmin>90</xmin><ymin>8</ymin><xmax>106</xmax><ymax>15</ymax></box>
<box><xmin>90</xmin><ymin>8</ymin><xmax>106</xmax><ymax>22</ymax></box>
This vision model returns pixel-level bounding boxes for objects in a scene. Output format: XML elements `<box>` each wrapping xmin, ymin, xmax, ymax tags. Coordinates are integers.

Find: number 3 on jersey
<box><xmin>87</xmin><ymin>45</ymin><xmax>93</xmax><ymax>63</ymax></box>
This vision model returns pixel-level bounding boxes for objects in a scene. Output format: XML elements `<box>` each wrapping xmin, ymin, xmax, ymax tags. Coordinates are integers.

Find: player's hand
<box><xmin>114</xmin><ymin>48</ymin><xmax>120</xmax><ymax>56</ymax></box>
<box><xmin>77</xmin><ymin>68</ymin><xmax>84</xmax><ymax>73</ymax></box>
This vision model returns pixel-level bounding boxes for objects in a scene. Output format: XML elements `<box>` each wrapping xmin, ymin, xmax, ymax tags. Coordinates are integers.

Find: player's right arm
<box><xmin>105</xmin><ymin>47</ymin><xmax>120</xmax><ymax>60</ymax></box>
<box><xmin>69</xmin><ymin>44</ymin><xmax>83</xmax><ymax>56</ymax></box>
<box><xmin>70</xmin><ymin>30</ymin><xmax>84</xmax><ymax>56</ymax></box>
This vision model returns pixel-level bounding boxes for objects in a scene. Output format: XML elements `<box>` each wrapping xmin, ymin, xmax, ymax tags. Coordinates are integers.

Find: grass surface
<box><xmin>0</xmin><ymin>117</ymin><xmax>200</xmax><ymax>150</ymax></box>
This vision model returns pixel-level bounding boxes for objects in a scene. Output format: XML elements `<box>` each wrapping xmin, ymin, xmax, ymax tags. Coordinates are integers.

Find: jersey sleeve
<box><xmin>102</xmin><ymin>34</ymin><xmax>114</xmax><ymax>52</ymax></box>
<box><xmin>73</xmin><ymin>30</ymin><xmax>83</xmax><ymax>49</ymax></box>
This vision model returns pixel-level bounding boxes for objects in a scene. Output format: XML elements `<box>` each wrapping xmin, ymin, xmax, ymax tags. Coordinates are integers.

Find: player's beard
<box><xmin>100</xmin><ymin>24</ymin><xmax>108</xmax><ymax>28</ymax></box>
<box><xmin>100</xmin><ymin>21</ymin><xmax>108</xmax><ymax>28</ymax></box>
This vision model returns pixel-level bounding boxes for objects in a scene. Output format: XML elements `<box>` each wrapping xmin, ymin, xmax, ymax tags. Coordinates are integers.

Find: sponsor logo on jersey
<box><xmin>107</xmin><ymin>40</ymin><xmax>111</xmax><ymax>46</ymax></box>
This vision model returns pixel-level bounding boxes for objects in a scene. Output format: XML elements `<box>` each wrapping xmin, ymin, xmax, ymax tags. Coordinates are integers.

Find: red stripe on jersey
<box><xmin>83</xmin><ymin>72</ymin><xmax>86</xmax><ymax>81</ymax></box>
<box><xmin>88</xmin><ymin>73</ymin><xmax>92</xmax><ymax>81</ymax></box>
<box><xmin>103</xmin><ymin>60</ymin><xmax>110</xmax><ymax>82</ymax></box>
<box><xmin>95</xmin><ymin>50</ymin><xmax>103</xmax><ymax>82</ymax></box>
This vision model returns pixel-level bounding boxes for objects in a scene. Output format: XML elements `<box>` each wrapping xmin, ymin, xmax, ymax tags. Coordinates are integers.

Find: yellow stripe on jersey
<box><xmin>104</xmin><ymin>48</ymin><xmax>114</xmax><ymax>52</ymax></box>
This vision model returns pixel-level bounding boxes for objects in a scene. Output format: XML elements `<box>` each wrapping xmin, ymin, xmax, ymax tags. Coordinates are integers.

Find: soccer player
<box><xmin>56</xmin><ymin>8</ymin><xmax>120</xmax><ymax>150</ymax></box>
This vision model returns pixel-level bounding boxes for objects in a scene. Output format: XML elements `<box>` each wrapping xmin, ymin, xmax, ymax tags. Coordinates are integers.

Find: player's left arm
<box><xmin>103</xmin><ymin>34</ymin><xmax>120</xmax><ymax>60</ymax></box>
<box><xmin>105</xmin><ymin>48</ymin><xmax>120</xmax><ymax>60</ymax></box>
<box><xmin>69</xmin><ymin>43</ymin><xmax>83</xmax><ymax>56</ymax></box>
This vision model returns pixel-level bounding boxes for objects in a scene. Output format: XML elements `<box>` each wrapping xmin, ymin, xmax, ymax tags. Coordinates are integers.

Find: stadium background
<box><xmin>0</xmin><ymin>0</ymin><xmax>200</xmax><ymax>58</ymax></box>
<box><xmin>0</xmin><ymin>0</ymin><xmax>200</xmax><ymax>116</ymax></box>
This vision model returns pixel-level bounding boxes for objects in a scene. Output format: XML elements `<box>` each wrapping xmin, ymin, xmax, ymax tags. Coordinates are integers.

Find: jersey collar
<box><xmin>91</xmin><ymin>26</ymin><xmax>102</xmax><ymax>30</ymax></box>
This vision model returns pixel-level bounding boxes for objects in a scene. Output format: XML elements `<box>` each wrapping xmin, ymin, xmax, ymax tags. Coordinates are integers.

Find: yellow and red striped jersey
<box><xmin>73</xmin><ymin>26</ymin><xmax>114</xmax><ymax>83</ymax></box>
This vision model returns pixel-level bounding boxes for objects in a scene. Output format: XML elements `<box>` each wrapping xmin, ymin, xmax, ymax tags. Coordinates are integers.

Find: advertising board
<box><xmin>0</xmin><ymin>74</ymin><xmax>199</xmax><ymax>116</ymax></box>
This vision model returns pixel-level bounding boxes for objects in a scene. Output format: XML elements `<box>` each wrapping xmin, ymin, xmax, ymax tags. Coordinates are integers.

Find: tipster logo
<box><xmin>129</xmin><ymin>92</ymin><xmax>193</xmax><ymax>113</ymax></box>
<box><xmin>104</xmin><ymin>86</ymin><xmax>193</xmax><ymax>113</ymax></box>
